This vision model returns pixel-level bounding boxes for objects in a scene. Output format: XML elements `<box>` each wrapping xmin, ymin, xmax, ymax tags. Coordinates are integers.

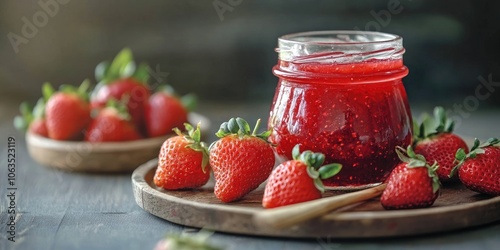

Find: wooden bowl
<box><xmin>26</xmin><ymin>113</ymin><xmax>210</xmax><ymax>173</ymax></box>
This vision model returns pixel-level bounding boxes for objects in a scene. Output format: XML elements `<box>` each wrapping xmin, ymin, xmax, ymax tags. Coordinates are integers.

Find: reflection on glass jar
<box><xmin>269</xmin><ymin>31</ymin><xmax>412</xmax><ymax>190</ymax></box>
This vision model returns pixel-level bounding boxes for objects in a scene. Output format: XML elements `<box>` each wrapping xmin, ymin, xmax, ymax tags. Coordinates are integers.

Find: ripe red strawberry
<box><xmin>209</xmin><ymin>118</ymin><xmax>275</xmax><ymax>203</ymax></box>
<box><xmin>451</xmin><ymin>138</ymin><xmax>500</xmax><ymax>196</ymax></box>
<box><xmin>262</xmin><ymin>145</ymin><xmax>342</xmax><ymax>208</ymax></box>
<box><xmin>45</xmin><ymin>81</ymin><xmax>91</xmax><ymax>140</ymax></box>
<box><xmin>154</xmin><ymin>123</ymin><xmax>210</xmax><ymax>190</ymax></box>
<box><xmin>145</xmin><ymin>86</ymin><xmax>188</xmax><ymax>138</ymax></box>
<box><xmin>381</xmin><ymin>146</ymin><xmax>440</xmax><ymax>210</ymax></box>
<box><xmin>14</xmin><ymin>98</ymin><xmax>48</xmax><ymax>137</ymax></box>
<box><xmin>91</xmin><ymin>48</ymin><xmax>151</xmax><ymax>134</ymax></box>
<box><xmin>413</xmin><ymin>106</ymin><xmax>469</xmax><ymax>183</ymax></box>
<box><xmin>85</xmin><ymin>100</ymin><xmax>142</xmax><ymax>142</ymax></box>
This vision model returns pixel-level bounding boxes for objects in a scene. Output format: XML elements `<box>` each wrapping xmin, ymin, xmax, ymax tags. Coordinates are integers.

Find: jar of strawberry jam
<box><xmin>269</xmin><ymin>31</ymin><xmax>412</xmax><ymax>189</ymax></box>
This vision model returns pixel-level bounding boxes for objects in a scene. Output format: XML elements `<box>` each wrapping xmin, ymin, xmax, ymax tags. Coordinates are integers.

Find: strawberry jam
<box><xmin>268</xmin><ymin>31</ymin><xmax>412</xmax><ymax>189</ymax></box>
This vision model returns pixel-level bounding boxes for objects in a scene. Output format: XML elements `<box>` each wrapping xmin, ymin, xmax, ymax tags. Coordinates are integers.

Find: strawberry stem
<box><xmin>251</xmin><ymin>119</ymin><xmax>262</xmax><ymax>136</ymax></box>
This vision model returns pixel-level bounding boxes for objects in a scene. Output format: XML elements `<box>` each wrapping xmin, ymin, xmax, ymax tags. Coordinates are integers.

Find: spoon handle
<box><xmin>253</xmin><ymin>183</ymin><xmax>387</xmax><ymax>229</ymax></box>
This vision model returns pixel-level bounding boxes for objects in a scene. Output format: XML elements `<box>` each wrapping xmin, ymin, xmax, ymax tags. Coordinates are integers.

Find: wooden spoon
<box><xmin>253</xmin><ymin>183</ymin><xmax>387</xmax><ymax>229</ymax></box>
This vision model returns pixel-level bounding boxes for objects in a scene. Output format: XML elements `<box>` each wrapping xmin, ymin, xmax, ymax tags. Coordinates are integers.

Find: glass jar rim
<box><xmin>278</xmin><ymin>30</ymin><xmax>402</xmax><ymax>46</ymax></box>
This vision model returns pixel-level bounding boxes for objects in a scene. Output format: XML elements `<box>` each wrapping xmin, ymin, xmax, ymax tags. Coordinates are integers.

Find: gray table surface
<box><xmin>1</xmin><ymin>101</ymin><xmax>499</xmax><ymax>250</ymax></box>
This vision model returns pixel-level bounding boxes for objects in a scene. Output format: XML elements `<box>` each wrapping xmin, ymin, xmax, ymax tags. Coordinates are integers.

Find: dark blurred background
<box><xmin>1</xmin><ymin>0</ymin><xmax>500</xmax><ymax>113</ymax></box>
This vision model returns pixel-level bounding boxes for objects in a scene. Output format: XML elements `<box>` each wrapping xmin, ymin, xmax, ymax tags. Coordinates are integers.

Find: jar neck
<box><xmin>274</xmin><ymin>31</ymin><xmax>408</xmax><ymax>84</ymax></box>
<box><xmin>273</xmin><ymin>59</ymin><xmax>408</xmax><ymax>85</ymax></box>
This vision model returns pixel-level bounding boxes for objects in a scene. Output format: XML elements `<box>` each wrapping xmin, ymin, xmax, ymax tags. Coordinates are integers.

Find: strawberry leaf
<box><xmin>470</xmin><ymin>138</ymin><xmax>481</xmax><ymax>151</ymax></box>
<box><xmin>455</xmin><ymin>148</ymin><xmax>467</xmax><ymax>161</ymax></box>
<box><xmin>292</xmin><ymin>144</ymin><xmax>301</xmax><ymax>159</ymax></box>
<box><xmin>215</xmin><ymin>117</ymin><xmax>271</xmax><ymax>142</ymax></box>
<box><xmin>292</xmin><ymin>144</ymin><xmax>342</xmax><ymax>193</ymax></box>
<box><xmin>237</xmin><ymin>117</ymin><xmax>251</xmax><ymax>135</ymax></box>
<box><xmin>121</xmin><ymin>61</ymin><xmax>136</xmax><ymax>79</ymax></box>
<box><xmin>106</xmin><ymin>48</ymin><xmax>133</xmax><ymax>81</ymax></box>
<box><xmin>181</xmin><ymin>93</ymin><xmax>198</xmax><ymax>112</ymax></box>
<box><xmin>413</xmin><ymin>106</ymin><xmax>456</xmax><ymax>143</ymax></box>
<box><xmin>182</xmin><ymin>122</ymin><xmax>210</xmax><ymax>173</ymax></box>
<box><xmin>318</xmin><ymin>163</ymin><xmax>342</xmax><ymax>179</ymax></box>
<box><xmin>227</xmin><ymin>118</ymin><xmax>239</xmax><ymax>134</ymax></box>
<box><xmin>407</xmin><ymin>159</ymin><xmax>426</xmax><ymax>168</ymax></box>
<box><xmin>132</xmin><ymin>63</ymin><xmax>150</xmax><ymax>83</ymax></box>
<box><xmin>395</xmin><ymin>146</ymin><xmax>411</xmax><ymax>163</ymax></box>
<box><xmin>42</xmin><ymin>82</ymin><xmax>55</xmax><ymax>101</ymax></box>
<box><xmin>32</xmin><ymin>98</ymin><xmax>46</xmax><ymax>119</ymax></box>
<box><xmin>13</xmin><ymin>102</ymin><xmax>32</xmax><ymax>131</ymax></box>
<box><xmin>95</xmin><ymin>61</ymin><xmax>110</xmax><ymax>82</ymax></box>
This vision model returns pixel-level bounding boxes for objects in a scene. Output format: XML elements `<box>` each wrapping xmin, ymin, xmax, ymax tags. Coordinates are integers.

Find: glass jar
<box><xmin>268</xmin><ymin>31</ymin><xmax>412</xmax><ymax>190</ymax></box>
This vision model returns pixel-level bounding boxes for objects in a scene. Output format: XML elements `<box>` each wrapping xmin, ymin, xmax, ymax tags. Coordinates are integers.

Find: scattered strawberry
<box><xmin>14</xmin><ymin>98</ymin><xmax>48</xmax><ymax>137</ymax></box>
<box><xmin>85</xmin><ymin>100</ymin><xmax>142</xmax><ymax>142</ymax></box>
<box><xmin>209</xmin><ymin>117</ymin><xmax>275</xmax><ymax>203</ymax></box>
<box><xmin>145</xmin><ymin>86</ymin><xmax>188</xmax><ymax>138</ymax></box>
<box><xmin>45</xmin><ymin>81</ymin><xmax>91</xmax><ymax>140</ymax></box>
<box><xmin>381</xmin><ymin>146</ymin><xmax>440</xmax><ymax>210</ymax></box>
<box><xmin>413</xmin><ymin>106</ymin><xmax>469</xmax><ymax>183</ymax></box>
<box><xmin>91</xmin><ymin>48</ymin><xmax>151</xmax><ymax>134</ymax></box>
<box><xmin>262</xmin><ymin>145</ymin><xmax>342</xmax><ymax>208</ymax></box>
<box><xmin>154</xmin><ymin>231</ymin><xmax>221</xmax><ymax>250</ymax></box>
<box><xmin>154</xmin><ymin>123</ymin><xmax>210</xmax><ymax>190</ymax></box>
<box><xmin>451</xmin><ymin>138</ymin><xmax>500</xmax><ymax>196</ymax></box>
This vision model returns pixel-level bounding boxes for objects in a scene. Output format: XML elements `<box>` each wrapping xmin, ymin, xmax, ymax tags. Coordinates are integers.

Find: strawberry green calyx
<box><xmin>95</xmin><ymin>48</ymin><xmax>150</xmax><ymax>84</ymax></box>
<box><xmin>174</xmin><ymin>123</ymin><xmax>210</xmax><ymax>173</ymax></box>
<box><xmin>42</xmin><ymin>82</ymin><xmax>55</xmax><ymax>102</ymax></box>
<box><xmin>215</xmin><ymin>117</ymin><xmax>271</xmax><ymax>142</ymax></box>
<box><xmin>13</xmin><ymin>98</ymin><xmax>46</xmax><ymax>131</ymax></box>
<box><xmin>43</xmin><ymin>80</ymin><xmax>91</xmax><ymax>102</ymax></box>
<box><xmin>450</xmin><ymin>137</ymin><xmax>500</xmax><ymax>178</ymax></box>
<box><xmin>59</xmin><ymin>79</ymin><xmax>92</xmax><ymax>102</ymax></box>
<box><xmin>105</xmin><ymin>98</ymin><xmax>132</xmax><ymax>121</ymax></box>
<box><xmin>291</xmin><ymin>144</ymin><xmax>342</xmax><ymax>193</ymax></box>
<box><xmin>396</xmin><ymin>146</ymin><xmax>440</xmax><ymax>193</ymax></box>
<box><xmin>413</xmin><ymin>106</ymin><xmax>455</xmax><ymax>143</ymax></box>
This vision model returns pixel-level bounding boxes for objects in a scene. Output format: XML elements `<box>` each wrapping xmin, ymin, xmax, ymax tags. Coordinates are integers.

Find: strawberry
<box><xmin>44</xmin><ymin>81</ymin><xmax>91</xmax><ymax>140</ymax></box>
<box><xmin>209</xmin><ymin>117</ymin><xmax>275</xmax><ymax>203</ymax></box>
<box><xmin>413</xmin><ymin>106</ymin><xmax>469</xmax><ymax>183</ymax></box>
<box><xmin>91</xmin><ymin>48</ymin><xmax>151</xmax><ymax>134</ymax></box>
<box><xmin>262</xmin><ymin>145</ymin><xmax>342</xmax><ymax>208</ymax></box>
<box><xmin>85</xmin><ymin>100</ymin><xmax>142</xmax><ymax>142</ymax></box>
<box><xmin>381</xmin><ymin>146</ymin><xmax>440</xmax><ymax>210</ymax></box>
<box><xmin>154</xmin><ymin>123</ymin><xmax>210</xmax><ymax>190</ymax></box>
<box><xmin>451</xmin><ymin>138</ymin><xmax>500</xmax><ymax>196</ymax></box>
<box><xmin>14</xmin><ymin>98</ymin><xmax>48</xmax><ymax>137</ymax></box>
<box><xmin>145</xmin><ymin>86</ymin><xmax>188</xmax><ymax>138</ymax></box>
<box><xmin>154</xmin><ymin>231</ymin><xmax>221</xmax><ymax>250</ymax></box>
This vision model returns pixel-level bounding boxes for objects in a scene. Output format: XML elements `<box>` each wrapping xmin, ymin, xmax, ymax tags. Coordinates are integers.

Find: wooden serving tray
<box><xmin>132</xmin><ymin>159</ymin><xmax>500</xmax><ymax>238</ymax></box>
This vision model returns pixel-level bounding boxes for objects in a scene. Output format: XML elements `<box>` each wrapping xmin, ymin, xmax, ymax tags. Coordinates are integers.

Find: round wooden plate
<box><xmin>132</xmin><ymin>159</ymin><xmax>500</xmax><ymax>238</ymax></box>
<box><xmin>27</xmin><ymin>113</ymin><xmax>210</xmax><ymax>173</ymax></box>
